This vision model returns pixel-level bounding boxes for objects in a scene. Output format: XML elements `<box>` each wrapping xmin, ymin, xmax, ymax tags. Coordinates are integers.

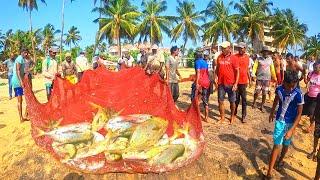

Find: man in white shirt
<box><xmin>307</xmin><ymin>55</ymin><xmax>316</xmax><ymax>75</ymax></box>
<box><xmin>76</xmin><ymin>51</ymin><xmax>89</xmax><ymax>81</ymax></box>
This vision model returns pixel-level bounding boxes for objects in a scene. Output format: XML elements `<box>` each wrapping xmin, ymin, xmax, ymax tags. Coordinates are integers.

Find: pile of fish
<box><xmin>36</xmin><ymin>103</ymin><xmax>200</xmax><ymax>171</ymax></box>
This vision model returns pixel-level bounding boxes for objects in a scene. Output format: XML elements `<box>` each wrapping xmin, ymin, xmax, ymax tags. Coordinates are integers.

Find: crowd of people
<box><xmin>1</xmin><ymin>42</ymin><xmax>320</xmax><ymax>179</ymax></box>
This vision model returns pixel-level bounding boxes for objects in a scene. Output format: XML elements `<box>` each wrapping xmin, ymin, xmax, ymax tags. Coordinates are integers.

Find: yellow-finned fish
<box><xmin>36</xmin><ymin>123</ymin><xmax>93</xmax><ymax>144</ymax></box>
<box><xmin>127</xmin><ymin>117</ymin><xmax>168</xmax><ymax>151</ymax></box>
<box><xmin>149</xmin><ymin>144</ymin><xmax>185</xmax><ymax>165</ymax></box>
<box><xmin>52</xmin><ymin>142</ymin><xmax>77</xmax><ymax>159</ymax></box>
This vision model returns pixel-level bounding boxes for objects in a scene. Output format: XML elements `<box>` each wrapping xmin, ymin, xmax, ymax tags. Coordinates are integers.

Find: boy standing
<box><xmin>266</xmin><ymin>70</ymin><xmax>303</xmax><ymax>178</ymax></box>
<box><xmin>165</xmin><ymin>46</ymin><xmax>181</xmax><ymax>102</ymax></box>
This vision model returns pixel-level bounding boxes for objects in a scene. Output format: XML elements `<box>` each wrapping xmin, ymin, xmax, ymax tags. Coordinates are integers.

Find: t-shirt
<box><xmin>2</xmin><ymin>58</ymin><xmax>14</xmax><ymax>76</ymax></box>
<box><xmin>217</xmin><ymin>53</ymin><xmax>239</xmax><ymax>85</ymax></box>
<box><xmin>166</xmin><ymin>55</ymin><xmax>179</xmax><ymax>83</ymax></box>
<box><xmin>11</xmin><ymin>55</ymin><xmax>25</xmax><ymax>88</ymax></box>
<box><xmin>276</xmin><ymin>86</ymin><xmax>304</xmax><ymax>123</ymax></box>
<box><xmin>195</xmin><ymin>58</ymin><xmax>210</xmax><ymax>88</ymax></box>
<box><xmin>252</xmin><ymin>56</ymin><xmax>275</xmax><ymax>81</ymax></box>
<box><xmin>307</xmin><ymin>72</ymin><xmax>320</xmax><ymax>97</ymax></box>
<box><xmin>249</xmin><ymin>58</ymin><xmax>255</xmax><ymax>73</ymax></box>
<box><xmin>76</xmin><ymin>55</ymin><xmax>89</xmax><ymax>73</ymax></box>
<box><xmin>24</xmin><ymin>59</ymin><xmax>34</xmax><ymax>75</ymax></box>
<box><xmin>307</xmin><ymin>60</ymin><xmax>315</xmax><ymax>74</ymax></box>
<box><xmin>62</xmin><ymin>61</ymin><xmax>77</xmax><ymax>77</ymax></box>
<box><xmin>235</xmin><ymin>54</ymin><xmax>250</xmax><ymax>85</ymax></box>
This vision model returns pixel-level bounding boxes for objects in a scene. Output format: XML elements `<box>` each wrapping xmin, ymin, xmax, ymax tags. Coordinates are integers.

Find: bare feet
<box><xmin>252</xmin><ymin>104</ymin><xmax>256</xmax><ymax>109</ymax></box>
<box><xmin>259</xmin><ymin>106</ymin><xmax>264</xmax><ymax>112</ymax></box>
<box><xmin>219</xmin><ymin>117</ymin><xmax>225</xmax><ymax>123</ymax></box>
<box><xmin>20</xmin><ymin>118</ymin><xmax>30</xmax><ymax>123</ymax></box>
<box><xmin>230</xmin><ymin>116</ymin><xmax>236</xmax><ymax>125</ymax></box>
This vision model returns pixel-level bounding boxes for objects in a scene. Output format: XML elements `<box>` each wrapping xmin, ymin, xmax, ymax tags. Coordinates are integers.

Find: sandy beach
<box><xmin>0</xmin><ymin>68</ymin><xmax>317</xmax><ymax>179</ymax></box>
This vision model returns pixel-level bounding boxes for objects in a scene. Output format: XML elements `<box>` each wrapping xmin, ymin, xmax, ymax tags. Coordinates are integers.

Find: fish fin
<box><xmin>88</xmin><ymin>102</ymin><xmax>104</xmax><ymax>110</ymax></box>
<box><xmin>113</xmin><ymin>108</ymin><xmax>125</xmax><ymax>117</ymax></box>
<box><xmin>176</xmin><ymin>123</ymin><xmax>190</xmax><ymax>136</ymax></box>
<box><xmin>34</xmin><ymin>127</ymin><xmax>46</xmax><ymax>138</ymax></box>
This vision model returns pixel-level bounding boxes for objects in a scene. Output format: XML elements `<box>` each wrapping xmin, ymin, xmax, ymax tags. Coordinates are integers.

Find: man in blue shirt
<box><xmin>265</xmin><ymin>70</ymin><xmax>303</xmax><ymax>178</ymax></box>
<box><xmin>2</xmin><ymin>53</ymin><xmax>15</xmax><ymax>99</ymax></box>
<box><xmin>191</xmin><ymin>51</ymin><xmax>210</xmax><ymax>122</ymax></box>
<box><xmin>11</xmin><ymin>48</ymin><xmax>29</xmax><ymax>123</ymax></box>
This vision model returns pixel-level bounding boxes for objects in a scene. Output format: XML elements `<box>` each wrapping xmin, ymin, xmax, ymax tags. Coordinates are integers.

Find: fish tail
<box><xmin>88</xmin><ymin>102</ymin><xmax>103</xmax><ymax>110</ymax></box>
<box><xmin>34</xmin><ymin>127</ymin><xmax>46</xmax><ymax>137</ymax></box>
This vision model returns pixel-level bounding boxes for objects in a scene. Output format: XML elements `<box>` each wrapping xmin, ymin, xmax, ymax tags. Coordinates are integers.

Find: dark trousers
<box><xmin>77</xmin><ymin>72</ymin><xmax>84</xmax><ymax>82</ymax></box>
<box><xmin>235</xmin><ymin>84</ymin><xmax>247</xmax><ymax>118</ymax></box>
<box><xmin>170</xmin><ymin>83</ymin><xmax>179</xmax><ymax>102</ymax></box>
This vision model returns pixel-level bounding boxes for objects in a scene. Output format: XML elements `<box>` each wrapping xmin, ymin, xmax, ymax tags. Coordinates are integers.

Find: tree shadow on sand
<box><xmin>218</xmin><ymin>134</ymin><xmax>311</xmax><ymax>179</ymax></box>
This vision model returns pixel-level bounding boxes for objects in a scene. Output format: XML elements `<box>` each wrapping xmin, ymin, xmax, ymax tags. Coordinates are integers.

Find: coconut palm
<box><xmin>18</xmin><ymin>0</ymin><xmax>46</xmax><ymax>61</ymax></box>
<box><xmin>202</xmin><ymin>0</ymin><xmax>238</xmax><ymax>43</ymax></box>
<box><xmin>93</xmin><ymin>0</ymin><xmax>140</xmax><ymax>56</ymax></box>
<box><xmin>60</xmin><ymin>0</ymin><xmax>75</xmax><ymax>62</ymax></box>
<box><xmin>42</xmin><ymin>24</ymin><xmax>61</xmax><ymax>54</ymax></box>
<box><xmin>271</xmin><ymin>8</ymin><xmax>307</xmax><ymax>53</ymax></box>
<box><xmin>92</xmin><ymin>0</ymin><xmax>108</xmax><ymax>57</ymax></box>
<box><xmin>64</xmin><ymin>26</ymin><xmax>81</xmax><ymax>50</ymax></box>
<box><xmin>171</xmin><ymin>0</ymin><xmax>204</xmax><ymax>54</ymax></box>
<box><xmin>0</xmin><ymin>30</ymin><xmax>5</xmax><ymax>50</ymax></box>
<box><xmin>139</xmin><ymin>0</ymin><xmax>174</xmax><ymax>45</ymax></box>
<box><xmin>234</xmin><ymin>0</ymin><xmax>273</xmax><ymax>45</ymax></box>
<box><xmin>304</xmin><ymin>34</ymin><xmax>320</xmax><ymax>58</ymax></box>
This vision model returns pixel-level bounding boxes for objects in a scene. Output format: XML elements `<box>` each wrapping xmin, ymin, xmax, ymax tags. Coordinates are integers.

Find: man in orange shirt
<box><xmin>234</xmin><ymin>42</ymin><xmax>251</xmax><ymax>123</ymax></box>
<box><xmin>215</xmin><ymin>41</ymin><xmax>240</xmax><ymax>124</ymax></box>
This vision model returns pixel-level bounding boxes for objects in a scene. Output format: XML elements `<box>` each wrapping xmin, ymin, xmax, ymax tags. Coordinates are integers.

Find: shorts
<box><xmin>218</xmin><ymin>85</ymin><xmax>236</xmax><ymax>103</ymax></box>
<box><xmin>273</xmin><ymin>120</ymin><xmax>293</xmax><ymax>146</ymax></box>
<box><xmin>255</xmin><ymin>80</ymin><xmax>270</xmax><ymax>95</ymax></box>
<box><xmin>191</xmin><ymin>83</ymin><xmax>209</xmax><ymax>107</ymax></box>
<box><xmin>302</xmin><ymin>94</ymin><xmax>317</xmax><ymax>116</ymax></box>
<box><xmin>14</xmin><ymin>87</ymin><xmax>24</xmax><ymax>97</ymax></box>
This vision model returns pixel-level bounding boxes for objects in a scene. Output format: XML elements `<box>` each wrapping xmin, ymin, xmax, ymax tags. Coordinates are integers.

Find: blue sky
<box><xmin>0</xmin><ymin>0</ymin><xmax>319</xmax><ymax>50</ymax></box>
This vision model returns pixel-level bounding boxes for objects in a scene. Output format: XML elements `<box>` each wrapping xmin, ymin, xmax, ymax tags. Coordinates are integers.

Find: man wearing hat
<box><xmin>234</xmin><ymin>42</ymin><xmax>250</xmax><ymax>123</ymax></box>
<box><xmin>42</xmin><ymin>47</ymin><xmax>58</xmax><ymax>101</ymax></box>
<box><xmin>166</xmin><ymin>45</ymin><xmax>181</xmax><ymax>103</ymax></box>
<box><xmin>216</xmin><ymin>41</ymin><xmax>239</xmax><ymax>124</ymax></box>
<box><xmin>252</xmin><ymin>46</ymin><xmax>277</xmax><ymax>112</ymax></box>
<box><xmin>76</xmin><ymin>51</ymin><xmax>89</xmax><ymax>81</ymax></box>
<box><xmin>145</xmin><ymin>44</ymin><xmax>165</xmax><ymax>79</ymax></box>
<box><xmin>62</xmin><ymin>52</ymin><xmax>77</xmax><ymax>84</ymax></box>
<box><xmin>11</xmin><ymin>48</ymin><xmax>29</xmax><ymax>123</ymax></box>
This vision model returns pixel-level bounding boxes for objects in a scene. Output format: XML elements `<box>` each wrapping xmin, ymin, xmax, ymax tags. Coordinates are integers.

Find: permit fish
<box><xmin>52</xmin><ymin>142</ymin><xmax>77</xmax><ymax>159</ymax></box>
<box><xmin>171</xmin><ymin>123</ymin><xmax>198</xmax><ymax>152</ymax></box>
<box><xmin>89</xmin><ymin>102</ymin><xmax>123</xmax><ymax>132</ymax></box>
<box><xmin>150</xmin><ymin>144</ymin><xmax>185</xmax><ymax>165</ymax></box>
<box><xmin>36</xmin><ymin>123</ymin><xmax>93</xmax><ymax>144</ymax></box>
<box><xmin>105</xmin><ymin>114</ymin><xmax>151</xmax><ymax>133</ymax></box>
<box><xmin>127</xmin><ymin>117</ymin><xmax>168</xmax><ymax>151</ymax></box>
<box><xmin>122</xmin><ymin>145</ymin><xmax>170</xmax><ymax>160</ymax></box>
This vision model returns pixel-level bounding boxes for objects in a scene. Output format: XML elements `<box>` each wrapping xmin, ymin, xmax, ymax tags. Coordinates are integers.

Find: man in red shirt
<box><xmin>234</xmin><ymin>42</ymin><xmax>251</xmax><ymax>123</ymax></box>
<box><xmin>215</xmin><ymin>41</ymin><xmax>240</xmax><ymax>124</ymax></box>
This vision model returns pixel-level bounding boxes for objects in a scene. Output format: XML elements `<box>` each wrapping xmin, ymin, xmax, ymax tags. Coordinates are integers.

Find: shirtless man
<box><xmin>273</xmin><ymin>52</ymin><xmax>284</xmax><ymax>85</ymax></box>
<box><xmin>285</xmin><ymin>53</ymin><xmax>305</xmax><ymax>88</ymax></box>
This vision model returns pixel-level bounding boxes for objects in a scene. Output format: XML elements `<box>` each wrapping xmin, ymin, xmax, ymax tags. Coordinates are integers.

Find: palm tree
<box><xmin>98</xmin><ymin>42</ymin><xmax>107</xmax><ymax>53</ymax></box>
<box><xmin>60</xmin><ymin>0</ymin><xmax>75</xmax><ymax>62</ymax></box>
<box><xmin>202</xmin><ymin>0</ymin><xmax>238</xmax><ymax>43</ymax></box>
<box><xmin>42</xmin><ymin>24</ymin><xmax>61</xmax><ymax>54</ymax></box>
<box><xmin>139</xmin><ymin>0</ymin><xmax>174</xmax><ymax>45</ymax></box>
<box><xmin>28</xmin><ymin>28</ymin><xmax>43</xmax><ymax>57</ymax></box>
<box><xmin>64</xmin><ymin>26</ymin><xmax>81</xmax><ymax>50</ymax></box>
<box><xmin>304</xmin><ymin>34</ymin><xmax>320</xmax><ymax>59</ymax></box>
<box><xmin>0</xmin><ymin>30</ymin><xmax>5</xmax><ymax>50</ymax></box>
<box><xmin>92</xmin><ymin>0</ymin><xmax>108</xmax><ymax>57</ymax></box>
<box><xmin>171</xmin><ymin>0</ymin><xmax>204</xmax><ymax>54</ymax></box>
<box><xmin>18</xmin><ymin>0</ymin><xmax>46</xmax><ymax>61</ymax></box>
<box><xmin>271</xmin><ymin>9</ymin><xmax>307</xmax><ymax>54</ymax></box>
<box><xmin>234</xmin><ymin>0</ymin><xmax>273</xmax><ymax>46</ymax></box>
<box><xmin>93</xmin><ymin>0</ymin><xmax>140</xmax><ymax>56</ymax></box>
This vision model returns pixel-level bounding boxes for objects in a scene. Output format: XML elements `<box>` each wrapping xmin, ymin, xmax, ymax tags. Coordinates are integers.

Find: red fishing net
<box><xmin>23</xmin><ymin>67</ymin><xmax>205</xmax><ymax>173</ymax></box>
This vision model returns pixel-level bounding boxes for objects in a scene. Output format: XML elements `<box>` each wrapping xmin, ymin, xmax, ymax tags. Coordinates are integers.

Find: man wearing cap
<box><xmin>215</xmin><ymin>41</ymin><xmax>239</xmax><ymax>124</ymax></box>
<box><xmin>252</xmin><ymin>46</ymin><xmax>277</xmax><ymax>112</ymax></box>
<box><xmin>11</xmin><ymin>48</ymin><xmax>29</xmax><ymax>122</ymax></box>
<box><xmin>145</xmin><ymin>44</ymin><xmax>165</xmax><ymax>79</ymax></box>
<box><xmin>42</xmin><ymin>47</ymin><xmax>58</xmax><ymax>101</ymax></box>
<box><xmin>191</xmin><ymin>51</ymin><xmax>210</xmax><ymax>121</ymax></box>
<box><xmin>234</xmin><ymin>42</ymin><xmax>250</xmax><ymax>123</ymax></box>
<box><xmin>62</xmin><ymin>52</ymin><xmax>77</xmax><ymax>84</ymax></box>
<box><xmin>2</xmin><ymin>53</ymin><xmax>16</xmax><ymax>99</ymax></box>
<box><xmin>166</xmin><ymin>46</ymin><xmax>181</xmax><ymax>102</ymax></box>
<box><xmin>76</xmin><ymin>51</ymin><xmax>89</xmax><ymax>81</ymax></box>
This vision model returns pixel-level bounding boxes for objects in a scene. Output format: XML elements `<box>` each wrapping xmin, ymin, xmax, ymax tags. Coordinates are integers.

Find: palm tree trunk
<box><xmin>92</xmin><ymin>0</ymin><xmax>103</xmax><ymax>59</ymax></box>
<box><xmin>29</xmin><ymin>10</ymin><xmax>36</xmax><ymax>64</ymax></box>
<box><xmin>183</xmin><ymin>38</ymin><xmax>187</xmax><ymax>57</ymax></box>
<box><xmin>117</xmin><ymin>27</ymin><xmax>121</xmax><ymax>57</ymax></box>
<box><xmin>60</xmin><ymin>0</ymin><xmax>66</xmax><ymax>65</ymax></box>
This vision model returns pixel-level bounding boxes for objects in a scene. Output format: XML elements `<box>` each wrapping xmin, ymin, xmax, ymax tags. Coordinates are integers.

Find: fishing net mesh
<box><xmin>24</xmin><ymin>67</ymin><xmax>205</xmax><ymax>173</ymax></box>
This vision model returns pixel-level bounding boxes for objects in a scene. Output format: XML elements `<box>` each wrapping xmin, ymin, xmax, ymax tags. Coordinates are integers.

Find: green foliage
<box><xmin>129</xmin><ymin>50</ymin><xmax>139</xmax><ymax>60</ymax></box>
<box><xmin>85</xmin><ymin>45</ymin><xmax>94</xmax><ymax>63</ymax></box>
<box><xmin>186</xmin><ymin>48</ymin><xmax>195</xmax><ymax>68</ymax></box>
<box><xmin>35</xmin><ymin>58</ymin><xmax>43</xmax><ymax>73</ymax></box>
